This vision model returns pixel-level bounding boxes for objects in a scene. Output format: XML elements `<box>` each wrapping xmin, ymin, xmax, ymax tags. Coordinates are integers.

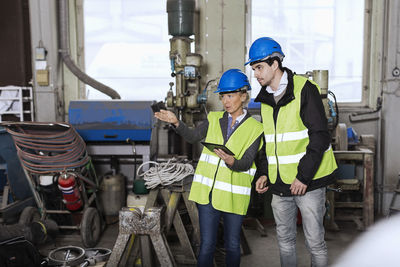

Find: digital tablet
<box><xmin>201</xmin><ymin>142</ymin><xmax>235</xmax><ymax>156</ymax></box>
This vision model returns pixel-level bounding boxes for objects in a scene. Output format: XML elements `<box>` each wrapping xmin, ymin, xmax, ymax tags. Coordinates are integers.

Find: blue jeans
<box><xmin>271</xmin><ymin>187</ymin><xmax>328</xmax><ymax>267</ymax></box>
<box><xmin>197</xmin><ymin>201</ymin><xmax>244</xmax><ymax>267</ymax></box>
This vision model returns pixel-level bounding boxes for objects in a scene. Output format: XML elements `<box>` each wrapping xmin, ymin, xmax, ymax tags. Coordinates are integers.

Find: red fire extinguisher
<box><xmin>58</xmin><ymin>173</ymin><xmax>83</xmax><ymax>211</ymax></box>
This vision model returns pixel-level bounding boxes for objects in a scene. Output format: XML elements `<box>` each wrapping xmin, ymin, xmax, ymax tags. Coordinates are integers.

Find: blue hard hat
<box><xmin>245</xmin><ymin>37</ymin><xmax>285</xmax><ymax>65</ymax></box>
<box><xmin>214</xmin><ymin>69</ymin><xmax>251</xmax><ymax>93</ymax></box>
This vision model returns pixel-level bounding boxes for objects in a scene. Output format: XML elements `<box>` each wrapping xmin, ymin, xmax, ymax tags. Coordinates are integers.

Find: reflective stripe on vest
<box><xmin>261</xmin><ymin>75</ymin><xmax>337</xmax><ymax>184</ymax></box>
<box><xmin>198</xmin><ymin>153</ymin><xmax>257</xmax><ymax>177</ymax></box>
<box><xmin>188</xmin><ymin>111</ymin><xmax>263</xmax><ymax>215</ymax></box>
<box><xmin>267</xmin><ymin>145</ymin><xmax>333</xmax><ymax>165</ymax></box>
<box><xmin>193</xmin><ymin>174</ymin><xmax>252</xmax><ymax>196</ymax></box>
<box><xmin>265</xmin><ymin>129</ymin><xmax>308</xmax><ymax>143</ymax></box>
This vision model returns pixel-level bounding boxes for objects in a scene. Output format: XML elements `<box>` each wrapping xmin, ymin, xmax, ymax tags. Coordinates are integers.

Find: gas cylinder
<box><xmin>99</xmin><ymin>173</ymin><xmax>126</xmax><ymax>217</ymax></box>
<box><xmin>58</xmin><ymin>173</ymin><xmax>83</xmax><ymax>211</ymax></box>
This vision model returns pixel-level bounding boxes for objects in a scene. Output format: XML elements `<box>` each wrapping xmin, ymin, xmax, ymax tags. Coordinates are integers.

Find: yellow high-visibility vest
<box><xmin>261</xmin><ymin>75</ymin><xmax>337</xmax><ymax>184</ymax></box>
<box><xmin>189</xmin><ymin>111</ymin><xmax>263</xmax><ymax>215</ymax></box>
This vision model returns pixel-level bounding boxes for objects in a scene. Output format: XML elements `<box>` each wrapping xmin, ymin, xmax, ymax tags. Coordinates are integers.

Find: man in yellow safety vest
<box><xmin>247</xmin><ymin>37</ymin><xmax>337</xmax><ymax>267</ymax></box>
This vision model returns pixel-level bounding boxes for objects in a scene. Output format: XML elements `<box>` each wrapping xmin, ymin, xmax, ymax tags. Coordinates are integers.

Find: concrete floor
<box><xmin>240</xmin><ymin>221</ymin><xmax>359</xmax><ymax>267</ymax></box>
<box><xmin>38</xmin><ymin>218</ymin><xmax>360</xmax><ymax>267</ymax></box>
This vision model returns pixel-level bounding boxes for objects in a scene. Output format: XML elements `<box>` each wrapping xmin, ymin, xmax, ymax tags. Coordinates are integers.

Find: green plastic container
<box><xmin>133</xmin><ymin>179</ymin><xmax>149</xmax><ymax>195</ymax></box>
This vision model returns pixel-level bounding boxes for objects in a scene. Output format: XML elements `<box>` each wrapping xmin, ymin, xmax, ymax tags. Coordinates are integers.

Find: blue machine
<box><xmin>248</xmin><ymin>98</ymin><xmax>261</xmax><ymax>110</ymax></box>
<box><xmin>69</xmin><ymin>100</ymin><xmax>154</xmax><ymax>142</ymax></box>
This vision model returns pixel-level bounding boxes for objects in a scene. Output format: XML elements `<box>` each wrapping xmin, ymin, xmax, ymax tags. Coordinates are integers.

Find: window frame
<box><xmin>247</xmin><ymin>0</ymin><xmax>377</xmax><ymax>109</ymax></box>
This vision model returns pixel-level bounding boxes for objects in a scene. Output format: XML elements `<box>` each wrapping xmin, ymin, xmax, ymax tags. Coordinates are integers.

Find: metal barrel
<box><xmin>167</xmin><ymin>0</ymin><xmax>195</xmax><ymax>36</ymax></box>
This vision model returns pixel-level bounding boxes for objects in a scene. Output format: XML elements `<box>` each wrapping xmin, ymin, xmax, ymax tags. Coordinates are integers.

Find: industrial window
<box><xmin>250</xmin><ymin>0</ymin><xmax>365</xmax><ymax>103</ymax></box>
<box><xmin>84</xmin><ymin>0</ymin><xmax>170</xmax><ymax>100</ymax></box>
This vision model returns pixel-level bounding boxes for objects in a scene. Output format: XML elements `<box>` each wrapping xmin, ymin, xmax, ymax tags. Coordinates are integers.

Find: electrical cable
<box><xmin>328</xmin><ymin>90</ymin><xmax>339</xmax><ymax>129</ymax></box>
<box><xmin>202</xmin><ymin>103</ymin><xmax>208</xmax><ymax>115</ymax></box>
<box><xmin>202</xmin><ymin>79</ymin><xmax>217</xmax><ymax>95</ymax></box>
<box><xmin>198</xmin><ymin>79</ymin><xmax>216</xmax><ymax>116</ymax></box>
<box><xmin>136</xmin><ymin>158</ymin><xmax>194</xmax><ymax>189</ymax></box>
<box><xmin>126</xmin><ymin>138</ymin><xmax>137</xmax><ymax>180</ymax></box>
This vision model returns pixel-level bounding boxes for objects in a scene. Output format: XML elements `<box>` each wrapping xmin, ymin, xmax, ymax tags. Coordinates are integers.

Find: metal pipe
<box><xmin>376</xmin><ymin>0</ymin><xmax>388</xmax><ymax>215</ymax></box>
<box><xmin>58</xmin><ymin>0</ymin><xmax>121</xmax><ymax>99</ymax></box>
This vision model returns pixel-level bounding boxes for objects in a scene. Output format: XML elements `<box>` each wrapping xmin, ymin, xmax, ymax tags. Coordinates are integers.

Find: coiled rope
<box><xmin>4</xmin><ymin>122</ymin><xmax>89</xmax><ymax>174</ymax></box>
<box><xmin>136</xmin><ymin>158</ymin><xmax>194</xmax><ymax>189</ymax></box>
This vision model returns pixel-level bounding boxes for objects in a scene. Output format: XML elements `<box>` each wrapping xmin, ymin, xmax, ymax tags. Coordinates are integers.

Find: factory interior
<box><xmin>0</xmin><ymin>0</ymin><xmax>400</xmax><ymax>266</ymax></box>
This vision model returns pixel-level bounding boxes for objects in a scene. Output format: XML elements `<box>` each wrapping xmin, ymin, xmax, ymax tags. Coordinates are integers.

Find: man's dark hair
<box><xmin>250</xmin><ymin>56</ymin><xmax>284</xmax><ymax>71</ymax></box>
<box><xmin>265</xmin><ymin>56</ymin><xmax>284</xmax><ymax>71</ymax></box>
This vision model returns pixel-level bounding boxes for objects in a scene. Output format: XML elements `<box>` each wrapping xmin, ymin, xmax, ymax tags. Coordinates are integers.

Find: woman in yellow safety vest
<box><xmin>154</xmin><ymin>69</ymin><xmax>267</xmax><ymax>267</ymax></box>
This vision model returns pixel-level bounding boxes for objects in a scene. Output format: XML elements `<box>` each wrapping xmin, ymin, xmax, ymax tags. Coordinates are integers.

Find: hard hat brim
<box><xmin>214</xmin><ymin>87</ymin><xmax>250</xmax><ymax>93</ymax></box>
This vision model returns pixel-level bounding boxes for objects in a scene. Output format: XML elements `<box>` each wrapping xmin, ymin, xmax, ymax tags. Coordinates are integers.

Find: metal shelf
<box><xmin>0</xmin><ymin>86</ymin><xmax>34</xmax><ymax>121</ymax></box>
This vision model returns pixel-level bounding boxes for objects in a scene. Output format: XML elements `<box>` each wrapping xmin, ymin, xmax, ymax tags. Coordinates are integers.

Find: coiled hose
<box><xmin>4</xmin><ymin>122</ymin><xmax>89</xmax><ymax>174</ymax></box>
